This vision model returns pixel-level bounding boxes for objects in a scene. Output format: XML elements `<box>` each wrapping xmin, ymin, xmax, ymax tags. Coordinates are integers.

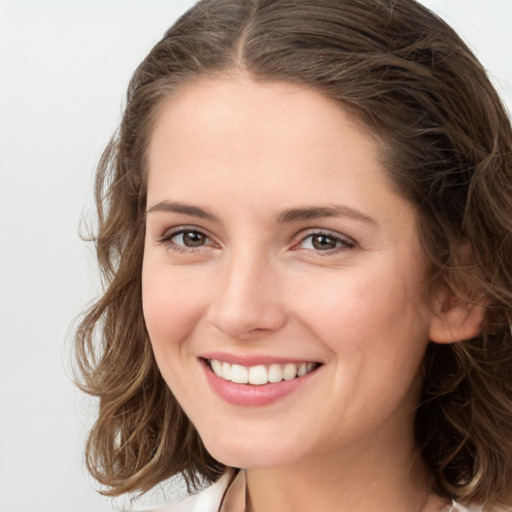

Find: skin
<box><xmin>142</xmin><ymin>77</ymin><xmax>453</xmax><ymax>512</ymax></box>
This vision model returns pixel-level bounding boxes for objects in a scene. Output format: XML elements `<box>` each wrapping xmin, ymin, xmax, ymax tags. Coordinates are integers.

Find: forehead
<box><xmin>148</xmin><ymin>78</ymin><xmax>384</xmax><ymax>188</ymax></box>
<box><xmin>145</xmin><ymin>78</ymin><xmax>416</xmax><ymax>235</ymax></box>
<box><xmin>150</xmin><ymin>77</ymin><xmax>363</xmax><ymax>137</ymax></box>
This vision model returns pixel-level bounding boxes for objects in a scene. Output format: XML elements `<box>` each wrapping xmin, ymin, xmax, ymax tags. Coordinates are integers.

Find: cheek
<box><xmin>294</xmin><ymin>266</ymin><xmax>403</xmax><ymax>324</ymax></box>
<box><xmin>293</xmin><ymin>269</ymin><xmax>428</xmax><ymax>427</ymax></box>
<box><xmin>142</xmin><ymin>265</ymin><xmax>204</xmax><ymax>356</ymax></box>
<box><xmin>292</xmin><ymin>262</ymin><xmax>429</xmax><ymax>359</ymax></box>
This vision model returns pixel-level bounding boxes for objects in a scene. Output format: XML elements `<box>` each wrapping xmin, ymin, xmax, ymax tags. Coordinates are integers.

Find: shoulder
<box><xmin>146</xmin><ymin>473</ymin><xmax>232</xmax><ymax>512</ymax></box>
<box><xmin>446</xmin><ymin>503</ymin><xmax>475</xmax><ymax>512</ymax></box>
<box><xmin>447</xmin><ymin>502</ymin><xmax>510</xmax><ymax>512</ymax></box>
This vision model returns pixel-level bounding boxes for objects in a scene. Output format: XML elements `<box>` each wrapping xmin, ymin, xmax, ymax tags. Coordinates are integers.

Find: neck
<box><xmin>245</xmin><ymin>420</ymin><xmax>443</xmax><ymax>512</ymax></box>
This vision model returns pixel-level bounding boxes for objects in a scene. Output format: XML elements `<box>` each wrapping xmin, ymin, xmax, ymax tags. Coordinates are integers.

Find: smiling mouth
<box><xmin>203</xmin><ymin>358</ymin><xmax>321</xmax><ymax>386</ymax></box>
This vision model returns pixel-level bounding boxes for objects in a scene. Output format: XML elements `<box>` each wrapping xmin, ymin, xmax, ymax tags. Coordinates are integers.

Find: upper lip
<box><xmin>200</xmin><ymin>351</ymin><xmax>322</xmax><ymax>367</ymax></box>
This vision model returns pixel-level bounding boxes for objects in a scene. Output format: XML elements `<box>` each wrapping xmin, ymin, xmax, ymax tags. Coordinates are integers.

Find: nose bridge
<box><xmin>209</xmin><ymin>245</ymin><xmax>287</xmax><ymax>339</ymax></box>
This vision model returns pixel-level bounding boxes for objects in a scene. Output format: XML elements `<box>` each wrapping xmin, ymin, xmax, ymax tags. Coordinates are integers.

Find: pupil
<box><xmin>184</xmin><ymin>232</ymin><xmax>205</xmax><ymax>247</ymax></box>
<box><xmin>312</xmin><ymin>235</ymin><xmax>336</xmax><ymax>250</ymax></box>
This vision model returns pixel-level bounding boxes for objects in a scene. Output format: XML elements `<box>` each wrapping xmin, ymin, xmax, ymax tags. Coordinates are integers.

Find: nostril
<box><xmin>209</xmin><ymin>304</ymin><xmax>288</xmax><ymax>340</ymax></box>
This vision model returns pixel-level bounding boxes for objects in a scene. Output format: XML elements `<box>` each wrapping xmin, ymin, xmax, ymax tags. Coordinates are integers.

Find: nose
<box><xmin>207</xmin><ymin>251</ymin><xmax>288</xmax><ymax>340</ymax></box>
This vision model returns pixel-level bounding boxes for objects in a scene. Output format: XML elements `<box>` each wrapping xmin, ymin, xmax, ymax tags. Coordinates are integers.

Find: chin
<box><xmin>200</xmin><ymin>430</ymin><xmax>295</xmax><ymax>469</ymax></box>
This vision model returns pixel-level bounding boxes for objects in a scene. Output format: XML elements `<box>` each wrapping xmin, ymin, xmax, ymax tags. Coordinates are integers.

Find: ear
<box><xmin>429</xmin><ymin>285</ymin><xmax>487</xmax><ymax>344</ymax></box>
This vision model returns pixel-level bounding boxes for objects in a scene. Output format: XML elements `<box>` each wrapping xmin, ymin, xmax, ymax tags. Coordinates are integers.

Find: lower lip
<box><xmin>201</xmin><ymin>360</ymin><xmax>319</xmax><ymax>407</ymax></box>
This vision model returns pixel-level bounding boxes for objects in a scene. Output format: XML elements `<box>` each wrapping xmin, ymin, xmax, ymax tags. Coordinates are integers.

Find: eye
<box><xmin>172</xmin><ymin>230</ymin><xmax>209</xmax><ymax>247</ymax></box>
<box><xmin>158</xmin><ymin>228</ymin><xmax>215</xmax><ymax>251</ymax></box>
<box><xmin>298</xmin><ymin>231</ymin><xmax>355</xmax><ymax>252</ymax></box>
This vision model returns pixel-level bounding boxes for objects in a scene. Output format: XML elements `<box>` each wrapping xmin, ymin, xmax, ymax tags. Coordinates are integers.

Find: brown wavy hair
<box><xmin>75</xmin><ymin>0</ymin><xmax>512</xmax><ymax>507</ymax></box>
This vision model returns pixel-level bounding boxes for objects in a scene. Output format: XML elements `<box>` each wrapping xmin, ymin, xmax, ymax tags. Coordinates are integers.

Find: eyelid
<box><xmin>154</xmin><ymin>224</ymin><xmax>355</xmax><ymax>254</ymax></box>
<box><xmin>293</xmin><ymin>228</ymin><xmax>356</xmax><ymax>252</ymax></box>
<box><xmin>157</xmin><ymin>225</ymin><xmax>218</xmax><ymax>249</ymax></box>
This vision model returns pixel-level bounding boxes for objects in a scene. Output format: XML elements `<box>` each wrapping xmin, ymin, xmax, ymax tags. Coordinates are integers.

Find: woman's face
<box><xmin>142</xmin><ymin>78</ymin><xmax>435</xmax><ymax>469</ymax></box>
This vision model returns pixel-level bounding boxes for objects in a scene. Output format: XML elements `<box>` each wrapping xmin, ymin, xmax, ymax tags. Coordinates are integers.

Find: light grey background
<box><xmin>0</xmin><ymin>1</ymin><xmax>510</xmax><ymax>511</ymax></box>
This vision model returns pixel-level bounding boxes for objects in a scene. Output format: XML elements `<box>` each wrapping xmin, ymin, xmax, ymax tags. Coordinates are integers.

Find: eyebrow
<box><xmin>146</xmin><ymin>201</ymin><xmax>376</xmax><ymax>226</ymax></box>
<box><xmin>146</xmin><ymin>201</ymin><xmax>219</xmax><ymax>221</ymax></box>
<box><xmin>275</xmin><ymin>205</ymin><xmax>377</xmax><ymax>225</ymax></box>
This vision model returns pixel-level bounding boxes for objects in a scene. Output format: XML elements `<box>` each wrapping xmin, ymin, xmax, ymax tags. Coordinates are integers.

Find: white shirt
<box><xmin>145</xmin><ymin>471</ymin><xmax>482</xmax><ymax>512</ymax></box>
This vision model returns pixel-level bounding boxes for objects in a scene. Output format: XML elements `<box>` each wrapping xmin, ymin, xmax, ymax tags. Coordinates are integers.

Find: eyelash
<box><xmin>157</xmin><ymin>227</ymin><xmax>356</xmax><ymax>255</ymax></box>
<box><xmin>295</xmin><ymin>230</ymin><xmax>356</xmax><ymax>255</ymax></box>
<box><xmin>157</xmin><ymin>227</ymin><xmax>216</xmax><ymax>253</ymax></box>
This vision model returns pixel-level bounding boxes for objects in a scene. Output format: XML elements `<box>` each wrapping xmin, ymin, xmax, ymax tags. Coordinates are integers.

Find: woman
<box><xmin>75</xmin><ymin>0</ymin><xmax>512</xmax><ymax>510</ymax></box>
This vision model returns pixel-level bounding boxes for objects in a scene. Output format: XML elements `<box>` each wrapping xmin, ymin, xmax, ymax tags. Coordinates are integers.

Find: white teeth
<box><xmin>208</xmin><ymin>359</ymin><xmax>317</xmax><ymax>385</ymax></box>
<box><xmin>282</xmin><ymin>363</ymin><xmax>297</xmax><ymax>381</ymax></box>
<box><xmin>222</xmin><ymin>361</ymin><xmax>231</xmax><ymax>380</ymax></box>
<box><xmin>248</xmin><ymin>365</ymin><xmax>268</xmax><ymax>385</ymax></box>
<box><xmin>268</xmin><ymin>363</ymin><xmax>283</xmax><ymax>383</ymax></box>
<box><xmin>230</xmin><ymin>364</ymin><xmax>249</xmax><ymax>384</ymax></box>
<box><xmin>211</xmin><ymin>359</ymin><xmax>223</xmax><ymax>376</ymax></box>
